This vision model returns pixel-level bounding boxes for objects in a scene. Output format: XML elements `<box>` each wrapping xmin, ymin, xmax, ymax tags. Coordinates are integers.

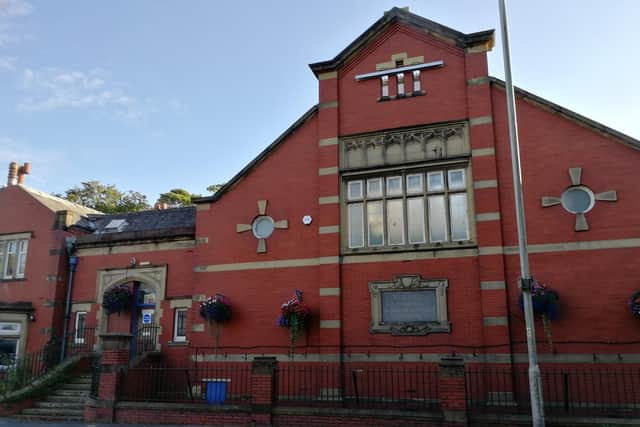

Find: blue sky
<box><xmin>0</xmin><ymin>0</ymin><xmax>638</xmax><ymax>202</ymax></box>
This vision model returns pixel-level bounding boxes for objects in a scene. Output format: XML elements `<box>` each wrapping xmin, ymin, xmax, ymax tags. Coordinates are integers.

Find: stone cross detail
<box><xmin>236</xmin><ymin>200</ymin><xmax>288</xmax><ymax>253</ymax></box>
<box><xmin>541</xmin><ymin>167</ymin><xmax>617</xmax><ymax>231</ymax></box>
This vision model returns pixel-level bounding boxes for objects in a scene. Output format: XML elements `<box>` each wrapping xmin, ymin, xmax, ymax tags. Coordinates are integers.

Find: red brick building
<box><xmin>0</xmin><ymin>164</ymin><xmax>99</xmax><ymax>362</ymax></box>
<box><xmin>67</xmin><ymin>7</ymin><xmax>640</xmax><ymax>368</ymax></box>
<box><xmin>6</xmin><ymin>8</ymin><xmax>640</xmax><ymax>410</ymax></box>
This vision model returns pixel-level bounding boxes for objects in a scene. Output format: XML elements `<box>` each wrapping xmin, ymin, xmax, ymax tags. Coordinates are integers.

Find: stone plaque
<box><xmin>381</xmin><ymin>290</ymin><xmax>436</xmax><ymax>323</ymax></box>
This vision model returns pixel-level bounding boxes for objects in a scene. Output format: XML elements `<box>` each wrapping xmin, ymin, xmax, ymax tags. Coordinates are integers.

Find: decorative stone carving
<box><xmin>340</xmin><ymin>123</ymin><xmax>469</xmax><ymax>170</ymax></box>
<box><xmin>541</xmin><ymin>167</ymin><xmax>617</xmax><ymax>231</ymax></box>
<box><xmin>369</xmin><ymin>275</ymin><xmax>450</xmax><ymax>336</ymax></box>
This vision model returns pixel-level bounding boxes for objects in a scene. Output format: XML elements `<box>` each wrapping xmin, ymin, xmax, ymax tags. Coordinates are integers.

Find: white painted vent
<box><xmin>104</xmin><ymin>219</ymin><xmax>128</xmax><ymax>232</ymax></box>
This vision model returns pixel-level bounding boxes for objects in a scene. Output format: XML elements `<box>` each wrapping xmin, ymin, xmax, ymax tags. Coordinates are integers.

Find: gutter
<box><xmin>60</xmin><ymin>237</ymin><xmax>79</xmax><ymax>362</ymax></box>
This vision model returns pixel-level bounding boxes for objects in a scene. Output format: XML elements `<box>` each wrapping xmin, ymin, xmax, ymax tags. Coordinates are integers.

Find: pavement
<box><xmin>0</xmin><ymin>419</ymin><xmax>212</xmax><ymax>427</ymax></box>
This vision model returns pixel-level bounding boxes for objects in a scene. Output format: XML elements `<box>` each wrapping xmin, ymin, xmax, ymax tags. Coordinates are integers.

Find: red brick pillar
<box><xmin>251</xmin><ymin>356</ymin><xmax>277</xmax><ymax>426</ymax></box>
<box><xmin>85</xmin><ymin>333</ymin><xmax>131</xmax><ymax>423</ymax></box>
<box><xmin>439</xmin><ymin>357</ymin><xmax>468</xmax><ymax>427</ymax></box>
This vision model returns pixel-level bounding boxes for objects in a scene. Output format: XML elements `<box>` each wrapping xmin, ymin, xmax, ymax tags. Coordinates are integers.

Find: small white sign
<box><xmin>142</xmin><ymin>312</ymin><xmax>152</xmax><ymax>325</ymax></box>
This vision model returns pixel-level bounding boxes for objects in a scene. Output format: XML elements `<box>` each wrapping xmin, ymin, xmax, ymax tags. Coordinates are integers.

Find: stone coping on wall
<box><xmin>273</xmin><ymin>405</ymin><xmax>443</xmax><ymax>422</ymax></box>
<box><xmin>115</xmin><ymin>401</ymin><xmax>252</xmax><ymax>414</ymax></box>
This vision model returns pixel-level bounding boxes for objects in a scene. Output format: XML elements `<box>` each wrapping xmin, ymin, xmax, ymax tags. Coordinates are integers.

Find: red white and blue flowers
<box><xmin>277</xmin><ymin>290</ymin><xmax>311</xmax><ymax>355</ymax></box>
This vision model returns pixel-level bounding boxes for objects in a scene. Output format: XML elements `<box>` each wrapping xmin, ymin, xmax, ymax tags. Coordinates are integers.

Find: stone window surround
<box><xmin>369</xmin><ymin>275</ymin><xmax>450</xmax><ymax>335</ymax></box>
<box><xmin>94</xmin><ymin>265</ymin><xmax>167</xmax><ymax>351</ymax></box>
<box><xmin>339</xmin><ymin>123</ymin><xmax>476</xmax><ymax>254</ymax></box>
<box><xmin>173</xmin><ymin>308</ymin><xmax>187</xmax><ymax>342</ymax></box>
<box><xmin>341</xmin><ymin>162</ymin><xmax>477</xmax><ymax>254</ymax></box>
<box><xmin>0</xmin><ymin>312</ymin><xmax>29</xmax><ymax>360</ymax></box>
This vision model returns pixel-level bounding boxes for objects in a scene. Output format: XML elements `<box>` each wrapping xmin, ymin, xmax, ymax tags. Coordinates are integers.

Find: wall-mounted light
<box><xmin>28</xmin><ymin>313</ymin><xmax>36</xmax><ymax>322</ymax></box>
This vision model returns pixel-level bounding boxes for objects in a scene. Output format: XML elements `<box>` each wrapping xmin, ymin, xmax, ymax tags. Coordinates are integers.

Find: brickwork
<box><xmin>439</xmin><ymin>357</ymin><xmax>468</xmax><ymax>426</ymax></box>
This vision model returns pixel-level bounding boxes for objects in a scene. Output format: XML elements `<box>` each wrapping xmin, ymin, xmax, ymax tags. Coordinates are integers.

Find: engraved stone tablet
<box><xmin>381</xmin><ymin>290</ymin><xmax>436</xmax><ymax>323</ymax></box>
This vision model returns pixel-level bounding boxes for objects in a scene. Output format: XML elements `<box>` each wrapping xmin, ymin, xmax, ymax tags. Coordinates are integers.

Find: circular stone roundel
<box><xmin>560</xmin><ymin>186</ymin><xmax>595</xmax><ymax>214</ymax></box>
<box><xmin>252</xmin><ymin>216</ymin><xmax>275</xmax><ymax>239</ymax></box>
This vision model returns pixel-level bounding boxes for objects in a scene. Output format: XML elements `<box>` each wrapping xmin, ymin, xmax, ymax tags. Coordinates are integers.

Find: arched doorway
<box><xmin>95</xmin><ymin>266</ymin><xmax>166</xmax><ymax>355</ymax></box>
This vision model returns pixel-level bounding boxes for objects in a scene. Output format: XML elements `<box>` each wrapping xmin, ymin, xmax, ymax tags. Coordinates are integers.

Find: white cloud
<box><xmin>0</xmin><ymin>0</ymin><xmax>31</xmax><ymax>48</ymax></box>
<box><xmin>17</xmin><ymin>67</ymin><xmax>145</xmax><ymax>121</ymax></box>
<box><xmin>0</xmin><ymin>55</ymin><xmax>14</xmax><ymax>70</ymax></box>
<box><xmin>0</xmin><ymin>136</ymin><xmax>64</xmax><ymax>187</ymax></box>
<box><xmin>0</xmin><ymin>0</ymin><xmax>32</xmax><ymax>17</ymax></box>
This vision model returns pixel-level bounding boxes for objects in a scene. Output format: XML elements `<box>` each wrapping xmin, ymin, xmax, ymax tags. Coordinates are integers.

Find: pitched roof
<box><xmin>75</xmin><ymin>206</ymin><xmax>196</xmax><ymax>245</ymax></box>
<box><xmin>489</xmin><ymin>77</ymin><xmax>640</xmax><ymax>151</ymax></box>
<box><xmin>19</xmin><ymin>185</ymin><xmax>102</xmax><ymax>215</ymax></box>
<box><xmin>193</xmin><ymin>105</ymin><xmax>318</xmax><ymax>204</ymax></box>
<box><xmin>309</xmin><ymin>7</ymin><xmax>494</xmax><ymax>76</ymax></box>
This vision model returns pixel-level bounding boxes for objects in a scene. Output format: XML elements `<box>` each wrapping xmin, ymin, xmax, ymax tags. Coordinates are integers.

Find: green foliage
<box><xmin>206</xmin><ymin>183</ymin><xmax>225</xmax><ymax>194</ymax></box>
<box><xmin>102</xmin><ymin>285</ymin><xmax>132</xmax><ymax>315</ymax></box>
<box><xmin>156</xmin><ymin>188</ymin><xmax>200</xmax><ymax>207</ymax></box>
<box><xmin>58</xmin><ymin>181</ymin><xmax>150</xmax><ymax>213</ymax></box>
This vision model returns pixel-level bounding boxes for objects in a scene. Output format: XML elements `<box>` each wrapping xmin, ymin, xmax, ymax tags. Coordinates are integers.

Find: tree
<box><xmin>156</xmin><ymin>188</ymin><xmax>200</xmax><ymax>208</ymax></box>
<box><xmin>206</xmin><ymin>183</ymin><xmax>225</xmax><ymax>194</ymax></box>
<box><xmin>59</xmin><ymin>181</ymin><xmax>150</xmax><ymax>213</ymax></box>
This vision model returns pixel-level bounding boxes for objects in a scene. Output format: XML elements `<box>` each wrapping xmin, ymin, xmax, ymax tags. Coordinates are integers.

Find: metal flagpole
<box><xmin>497</xmin><ymin>1</ymin><xmax>545</xmax><ymax>425</ymax></box>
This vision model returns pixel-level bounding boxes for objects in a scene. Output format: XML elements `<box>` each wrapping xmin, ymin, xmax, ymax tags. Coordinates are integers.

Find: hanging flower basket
<box><xmin>277</xmin><ymin>291</ymin><xmax>311</xmax><ymax>356</ymax></box>
<box><xmin>200</xmin><ymin>295</ymin><xmax>231</xmax><ymax>351</ymax></box>
<box><xmin>519</xmin><ymin>279</ymin><xmax>559</xmax><ymax>346</ymax></box>
<box><xmin>628</xmin><ymin>291</ymin><xmax>640</xmax><ymax>319</ymax></box>
<box><xmin>102</xmin><ymin>285</ymin><xmax>132</xmax><ymax>315</ymax></box>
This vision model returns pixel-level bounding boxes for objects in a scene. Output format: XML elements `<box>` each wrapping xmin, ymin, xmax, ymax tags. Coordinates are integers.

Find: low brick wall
<box><xmin>115</xmin><ymin>402</ymin><xmax>253</xmax><ymax>425</ymax></box>
<box><xmin>0</xmin><ymin>398</ymin><xmax>34</xmax><ymax>416</ymax></box>
<box><xmin>112</xmin><ymin>402</ymin><xmax>441</xmax><ymax>427</ymax></box>
<box><xmin>272</xmin><ymin>406</ymin><xmax>442</xmax><ymax>426</ymax></box>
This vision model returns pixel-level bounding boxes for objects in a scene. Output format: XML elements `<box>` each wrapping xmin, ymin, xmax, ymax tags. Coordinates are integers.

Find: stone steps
<box><xmin>49</xmin><ymin>388</ymin><xmax>89</xmax><ymax>397</ymax></box>
<box><xmin>35</xmin><ymin>401</ymin><xmax>85</xmax><ymax>409</ymax></box>
<box><xmin>17</xmin><ymin>372</ymin><xmax>92</xmax><ymax>422</ymax></box>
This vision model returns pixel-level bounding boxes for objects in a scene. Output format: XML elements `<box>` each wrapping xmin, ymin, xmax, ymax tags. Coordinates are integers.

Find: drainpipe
<box><xmin>60</xmin><ymin>248</ymin><xmax>79</xmax><ymax>362</ymax></box>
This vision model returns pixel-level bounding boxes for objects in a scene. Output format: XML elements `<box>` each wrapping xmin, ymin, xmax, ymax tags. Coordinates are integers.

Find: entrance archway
<box><xmin>95</xmin><ymin>265</ymin><xmax>166</xmax><ymax>353</ymax></box>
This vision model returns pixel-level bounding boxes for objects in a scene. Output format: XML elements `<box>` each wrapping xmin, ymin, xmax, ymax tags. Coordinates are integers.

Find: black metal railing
<box><xmin>131</xmin><ymin>324</ymin><xmax>160</xmax><ymax>359</ymax></box>
<box><xmin>277</xmin><ymin>364</ymin><xmax>439</xmax><ymax>410</ymax></box>
<box><xmin>0</xmin><ymin>326</ymin><xmax>96</xmax><ymax>397</ymax></box>
<box><xmin>466</xmin><ymin>365</ymin><xmax>640</xmax><ymax>418</ymax></box>
<box><xmin>0</xmin><ymin>346</ymin><xmax>55</xmax><ymax>396</ymax></box>
<box><xmin>119</xmin><ymin>363</ymin><xmax>252</xmax><ymax>403</ymax></box>
<box><xmin>65</xmin><ymin>326</ymin><xmax>97</xmax><ymax>357</ymax></box>
<box><xmin>90</xmin><ymin>357</ymin><xmax>101</xmax><ymax>398</ymax></box>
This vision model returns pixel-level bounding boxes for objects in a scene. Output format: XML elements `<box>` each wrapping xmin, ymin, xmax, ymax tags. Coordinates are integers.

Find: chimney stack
<box><xmin>17</xmin><ymin>162</ymin><xmax>30</xmax><ymax>184</ymax></box>
<box><xmin>7</xmin><ymin>162</ymin><xmax>18</xmax><ymax>186</ymax></box>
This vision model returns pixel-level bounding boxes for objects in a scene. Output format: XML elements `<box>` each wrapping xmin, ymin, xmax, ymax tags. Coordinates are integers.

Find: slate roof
<box><xmin>75</xmin><ymin>206</ymin><xmax>196</xmax><ymax>245</ymax></box>
<box><xmin>19</xmin><ymin>185</ymin><xmax>102</xmax><ymax>215</ymax></box>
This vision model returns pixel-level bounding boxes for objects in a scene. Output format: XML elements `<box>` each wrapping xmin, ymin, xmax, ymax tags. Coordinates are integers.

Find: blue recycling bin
<box><xmin>204</xmin><ymin>379</ymin><xmax>230</xmax><ymax>404</ymax></box>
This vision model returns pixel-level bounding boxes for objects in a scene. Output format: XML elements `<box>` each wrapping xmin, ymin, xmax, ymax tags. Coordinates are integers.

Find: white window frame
<box><xmin>345</xmin><ymin>166</ymin><xmax>471</xmax><ymax>251</ymax></box>
<box><xmin>74</xmin><ymin>312</ymin><xmax>87</xmax><ymax>344</ymax></box>
<box><xmin>173</xmin><ymin>308</ymin><xmax>187</xmax><ymax>342</ymax></box>
<box><xmin>380</xmin><ymin>75</ymin><xmax>389</xmax><ymax>98</ymax></box>
<box><xmin>396</xmin><ymin>73</ymin><xmax>405</xmax><ymax>96</ymax></box>
<box><xmin>412</xmin><ymin>70</ymin><xmax>421</xmax><ymax>93</ymax></box>
<box><xmin>0</xmin><ymin>322</ymin><xmax>21</xmax><ymax>366</ymax></box>
<box><xmin>0</xmin><ymin>235</ymin><xmax>30</xmax><ymax>280</ymax></box>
